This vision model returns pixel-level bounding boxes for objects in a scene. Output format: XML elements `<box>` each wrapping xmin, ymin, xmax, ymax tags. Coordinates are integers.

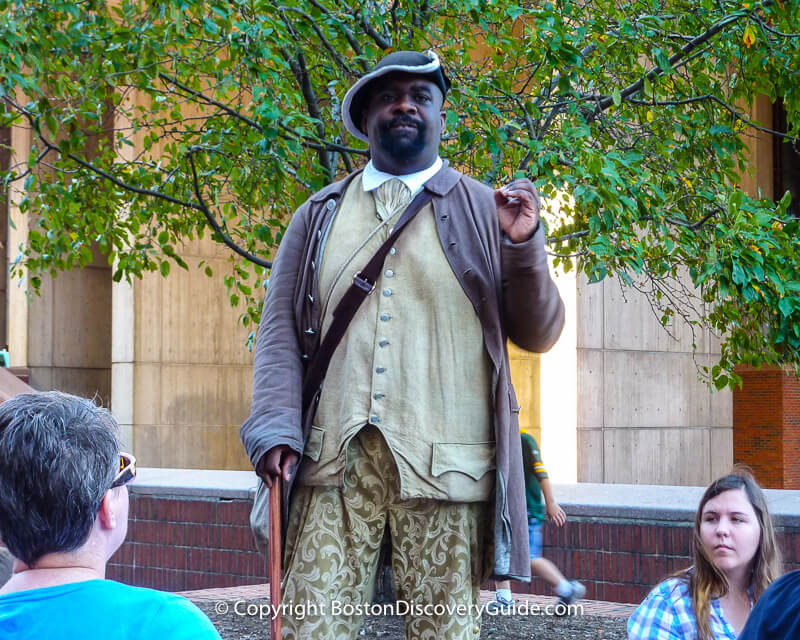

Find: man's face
<box><xmin>361</xmin><ymin>72</ymin><xmax>445</xmax><ymax>173</ymax></box>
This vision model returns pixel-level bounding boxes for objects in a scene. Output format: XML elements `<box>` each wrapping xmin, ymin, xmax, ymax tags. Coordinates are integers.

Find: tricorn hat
<box><xmin>342</xmin><ymin>50</ymin><xmax>451</xmax><ymax>142</ymax></box>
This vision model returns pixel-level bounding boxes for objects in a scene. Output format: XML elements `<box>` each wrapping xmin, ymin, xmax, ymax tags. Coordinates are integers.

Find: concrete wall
<box><xmin>26</xmin><ymin>246</ymin><xmax>112</xmax><ymax>403</ymax></box>
<box><xmin>4</xmin><ymin>112</ymin><xmax>113</xmax><ymax>401</ymax></box>
<box><xmin>576</xmin><ymin>272</ymin><xmax>733</xmax><ymax>485</ymax></box>
<box><xmin>113</xmin><ymin>241</ymin><xmax>255</xmax><ymax>469</ymax></box>
<box><xmin>0</xmin><ymin>126</ymin><xmax>9</xmax><ymax>348</ymax></box>
<box><xmin>573</xmin><ymin>94</ymin><xmax>777</xmax><ymax>486</ymax></box>
<box><xmin>106</xmin><ymin>89</ymin><xmax>255</xmax><ymax>470</ymax></box>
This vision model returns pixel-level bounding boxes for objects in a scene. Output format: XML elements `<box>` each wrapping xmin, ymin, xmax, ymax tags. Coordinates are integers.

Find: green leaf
<box><xmin>653</xmin><ymin>48</ymin><xmax>671</xmax><ymax>72</ymax></box>
<box><xmin>203</xmin><ymin>17</ymin><xmax>218</xmax><ymax>34</ymax></box>
<box><xmin>588</xmin><ymin>264</ymin><xmax>608</xmax><ymax>283</ymax></box>
<box><xmin>44</xmin><ymin>112</ymin><xmax>58</xmax><ymax>137</ymax></box>
<box><xmin>506</xmin><ymin>5</ymin><xmax>523</xmax><ymax>20</ymax></box>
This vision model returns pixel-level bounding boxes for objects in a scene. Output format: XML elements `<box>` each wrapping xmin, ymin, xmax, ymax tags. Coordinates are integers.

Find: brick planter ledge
<box><xmin>104</xmin><ymin>469</ymin><xmax>800</xmax><ymax>604</ymax></box>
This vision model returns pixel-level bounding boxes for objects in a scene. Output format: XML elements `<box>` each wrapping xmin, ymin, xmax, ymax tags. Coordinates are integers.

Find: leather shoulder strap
<box><xmin>302</xmin><ymin>188</ymin><xmax>434</xmax><ymax>412</ymax></box>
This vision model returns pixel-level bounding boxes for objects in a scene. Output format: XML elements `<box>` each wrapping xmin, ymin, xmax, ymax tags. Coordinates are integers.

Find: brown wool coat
<box><xmin>240</xmin><ymin>163</ymin><xmax>565</xmax><ymax>580</ymax></box>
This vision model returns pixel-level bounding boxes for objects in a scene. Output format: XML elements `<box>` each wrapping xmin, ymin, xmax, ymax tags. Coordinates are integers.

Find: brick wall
<box><xmin>734</xmin><ymin>365</ymin><xmax>800</xmax><ymax>489</ymax></box>
<box><xmin>498</xmin><ymin>517</ymin><xmax>800</xmax><ymax>604</ymax></box>
<box><xmin>106</xmin><ymin>494</ymin><xmax>267</xmax><ymax>591</ymax></box>
<box><xmin>106</xmin><ymin>493</ymin><xmax>800</xmax><ymax>604</ymax></box>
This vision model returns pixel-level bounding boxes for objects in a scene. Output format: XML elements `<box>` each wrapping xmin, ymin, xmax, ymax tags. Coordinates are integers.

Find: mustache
<box><xmin>383</xmin><ymin>115</ymin><xmax>424</xmax><ymax>130</ymax></box>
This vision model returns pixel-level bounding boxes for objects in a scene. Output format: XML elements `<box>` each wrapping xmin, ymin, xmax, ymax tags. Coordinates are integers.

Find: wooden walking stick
<box><xmin>269</xmin><ymin>478</ymin><xmax>282</xmax><ymax>639</ymax></box>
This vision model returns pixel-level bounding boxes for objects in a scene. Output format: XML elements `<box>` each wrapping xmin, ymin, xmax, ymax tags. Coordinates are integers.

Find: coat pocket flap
<box><xmin>431</xmin><ymin>442</ymin><xmax>496</xmax><ymax>481</ymax></box>
<box><xmin>304</xmin><ymin>425</ymin><xmax>325</xmax><ymax>462</ymax></box>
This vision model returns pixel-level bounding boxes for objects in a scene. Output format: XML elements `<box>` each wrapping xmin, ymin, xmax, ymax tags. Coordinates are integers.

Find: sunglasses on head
<box><xmin>111</xmin><ymin>452</ymin><xmax>137</xmax><ymax>488</ymax></box>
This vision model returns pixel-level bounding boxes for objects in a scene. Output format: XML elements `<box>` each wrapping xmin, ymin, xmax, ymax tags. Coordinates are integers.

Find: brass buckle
<box><xmin>352</xmin><ymin>273</ymin><xmax>375</xmax><ymax>294</ymax></box>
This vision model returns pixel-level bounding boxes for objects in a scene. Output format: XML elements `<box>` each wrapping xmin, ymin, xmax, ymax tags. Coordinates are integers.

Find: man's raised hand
<box><xmin>494</xmin><ymin>178</ymin><xmax>542</xmax><ymax>243</ymax></box>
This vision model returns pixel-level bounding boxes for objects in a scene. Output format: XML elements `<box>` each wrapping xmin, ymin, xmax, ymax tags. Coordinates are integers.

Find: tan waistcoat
<box><xmin>296</xmin><ymin>175</ymin><xmax>495</xmax><ymax>501</ymax></box>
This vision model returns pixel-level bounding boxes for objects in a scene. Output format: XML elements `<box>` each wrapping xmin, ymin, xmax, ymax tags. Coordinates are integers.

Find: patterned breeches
<box><xmin>281</xmin><ymin>426</ymin><xmax>491</xmax><ymax>640</ymax></box>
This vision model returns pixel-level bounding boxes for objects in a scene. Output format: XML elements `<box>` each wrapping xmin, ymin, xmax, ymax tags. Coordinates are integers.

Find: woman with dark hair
<box><xmin>628</xmin><ymin>467</ymin><xmax>782</xmax><ymax>639</ymax></box>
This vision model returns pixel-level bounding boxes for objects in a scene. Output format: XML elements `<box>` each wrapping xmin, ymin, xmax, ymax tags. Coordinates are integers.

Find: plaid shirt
<box><xmin>628</xmin><ymin>577</ymin><xmax>740</xmax><ymax>639</ymax></box>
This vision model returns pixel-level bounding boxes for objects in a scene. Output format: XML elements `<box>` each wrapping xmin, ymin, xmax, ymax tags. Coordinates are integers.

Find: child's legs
<box><xmin>527</xmin><ymin>519</ymin><xmax>567</xmax><ymax>590</ymax></box>
<box><xmin>530</xmin><ymin>557</ymin><xmax>566</xmax><ymax>589</ymax></box>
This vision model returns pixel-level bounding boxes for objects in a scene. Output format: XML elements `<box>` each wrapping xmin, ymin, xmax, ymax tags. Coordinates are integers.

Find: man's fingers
<box><xmin>281</xmin><ymin>452</ymin><xmax>300</xmax><ymax>482</ymax></box>
<box><xmin>256</xmin><ymin>447</ymin><xmax>293</xmax><ymax>488</ymax></box>
<box><xmin>503</xmin><ymin>188</ymin><xmax>535</xmax><ymax>204</ymax></box>
<box><xmin>504</xmin><ymin>177</ymin><xmax>533</xmax><ymax>189</ymax></box>
<box><xmin>256</xmin><ymin>459</ymin><xmax>274</xmax><ymax>488</ymax></box>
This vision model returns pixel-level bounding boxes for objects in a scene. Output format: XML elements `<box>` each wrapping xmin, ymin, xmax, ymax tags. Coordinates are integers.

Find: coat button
<box><xmin>326</xmin><ymin>199</ymin><xmax>336</xmax><ymax>211</ymax></box>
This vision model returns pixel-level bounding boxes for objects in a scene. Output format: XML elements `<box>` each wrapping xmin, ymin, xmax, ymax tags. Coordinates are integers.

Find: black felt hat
<box><xmin>342</xmin><ymin>50</ymin><xmax>451</xmax><ymax>142</ymax></box>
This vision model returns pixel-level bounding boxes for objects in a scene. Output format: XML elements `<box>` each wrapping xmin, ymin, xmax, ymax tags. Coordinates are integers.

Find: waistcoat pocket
<box><xmin>431</xmin><ymin>442</ymin><xmax>497</xmax><ymax>481</ymax></box>
<box><xmin>304</xmin><ymin>425</ymin><xmax>325</xmax><ymax>462</ymax></box>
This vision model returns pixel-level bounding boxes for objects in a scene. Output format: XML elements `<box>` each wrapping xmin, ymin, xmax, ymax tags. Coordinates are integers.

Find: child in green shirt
<box><xmin>488</xmin><ymin>431</ymin><xmax>585</xmax><ymax>612</ymax></box>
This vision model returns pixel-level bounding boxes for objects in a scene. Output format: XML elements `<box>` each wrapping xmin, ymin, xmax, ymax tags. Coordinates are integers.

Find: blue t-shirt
<box><xmin>0</xmin><ymin>579</ymin><xmax>221</xmax><ymax>639</ymax></box>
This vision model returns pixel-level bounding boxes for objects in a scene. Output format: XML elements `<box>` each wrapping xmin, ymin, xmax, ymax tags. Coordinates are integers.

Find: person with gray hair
<box><xmin>0</xmin><ymin>391</ymin><xmax>221</xmax><ymax>639</ymax></box>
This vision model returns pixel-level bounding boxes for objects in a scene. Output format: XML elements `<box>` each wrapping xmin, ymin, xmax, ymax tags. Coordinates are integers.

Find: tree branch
<box><xmin>161</xmin><ymin>69</ymin><xmax>366</xmax><ymax>158</ymax></box>
<box><xmin>6</xmin><ymin>97</ymin><xmax>272</xmax><ymax>269</ymax></box>
<box><xmin>628</xmin><ymin>95</ymin><xmax>800</xmax><ymax>142</ymax></box>
<box><xmin>281</xmin><ymin>47</ymin><xmax>334</xmax><ymax>182</ymax></box>
<box><xmin>591</xmin><ymin>9</ymin><xmax>750</xmax><ymax>115</ymax></box>
<box><xmin>5</xmin><ymin>147</ymin><xmax>52</xmax><ymax>184</ymax></box>
<box><xmin>751</xmin><ymin>14</ymin><xmax>800</xmax><ymax>38</ymax></box>
<box><xmin>186</xmin><ymin>148</ymin><xmax>272</xmax><ymax>268</ymax></box>
<box><xmin>306</xmin><ymin>0</ymin><xmax>368</xmax><ymax>70</ymax></box>
<box><xmin>277</xmin><ymin>5</ymin><xmax>352</xmax><ymax>73</ymax></box>
<box><xmin>548</xmin><ymin>230</ymin><xmax>590</xmax><ymax>243</ymax></box>
<box><xmin>158</xmin><ymin>72</ymin><xmax>261</xmax><ymax>131</ymax></box>
<box><xmin>547</xmin><ymin>203</ymin><xmax>722</xmax><ymax>246</ymax></box>
<box><xmin>352</xmin><ymin>5</ymin><xmax>393</xmax><ymax>49</ymax></box>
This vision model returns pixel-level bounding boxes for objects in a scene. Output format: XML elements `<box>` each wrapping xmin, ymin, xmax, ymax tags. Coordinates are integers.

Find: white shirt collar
<box><xmin>361</xmin><ymin>157</ymin><xmax>443</xmax><ymax>196</ymax></box>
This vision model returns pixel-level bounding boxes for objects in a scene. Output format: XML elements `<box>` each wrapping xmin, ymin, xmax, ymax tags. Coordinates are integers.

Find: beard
<box><xmin>377</xmin><ymin>115</ymin><xmax>427</xmax><ymax>160</ymax></box>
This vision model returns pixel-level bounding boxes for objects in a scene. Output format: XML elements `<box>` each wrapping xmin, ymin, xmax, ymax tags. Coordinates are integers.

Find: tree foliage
<box><xmin>1</xmin><ymin>0</ymin><xmax>799</xmax><ymax>386</ymax></box>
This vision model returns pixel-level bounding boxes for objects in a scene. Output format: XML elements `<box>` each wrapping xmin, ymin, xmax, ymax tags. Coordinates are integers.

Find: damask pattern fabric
<box><xmin>281</xmin><ymin>426</ymin><xmax>491</xmax><ymax>640</ymax></box>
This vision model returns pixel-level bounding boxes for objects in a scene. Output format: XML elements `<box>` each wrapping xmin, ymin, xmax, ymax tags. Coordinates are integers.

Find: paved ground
<box><xmin>179</xmin><ymin>583</ymin><xmax>638</xmax><ymax>618</ymax></box>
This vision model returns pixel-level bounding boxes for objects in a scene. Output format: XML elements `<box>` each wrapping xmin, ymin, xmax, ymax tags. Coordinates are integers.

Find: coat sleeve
<box><xmin>239</xmin><ymin>203</ymin><xmax>310</xmax><ymax>470</ymax></box>
<box><xmin>501</xmin><ymin>224</ymin><xmax>565</xmax><ymax>353</ymax></box>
